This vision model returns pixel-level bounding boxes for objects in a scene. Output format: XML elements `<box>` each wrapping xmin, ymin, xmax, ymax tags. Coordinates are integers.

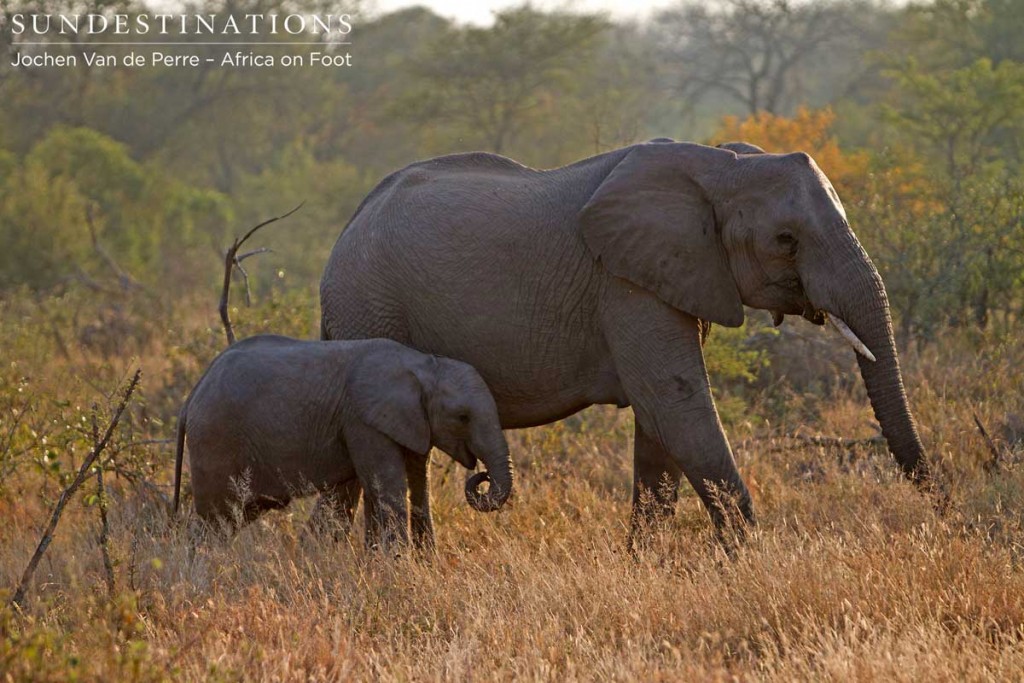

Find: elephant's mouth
<box><xmin>770</xmin><ymin>298</ymin><xmax>822</xmax><ymax>326</ymax></box>
<box><xmin>773</xmin><ymin>301</ymin><xmax>876</xmax><ymax>363</ymax></box>
<box><xmin>453</xmin><ymin>444</ymin><xmax>478</xmax><ymax>470</ymax></box>
<box><xmin>802</xmin><ymin>302</ymin><xmax>826</xmax><ymax>325</ymax></box>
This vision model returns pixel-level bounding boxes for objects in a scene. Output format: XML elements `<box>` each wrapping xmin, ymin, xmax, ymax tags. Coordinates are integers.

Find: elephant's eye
<box><xmin>776</xmin><ymin>231</ymin><xmax>797</xmax><ymax>251</ymax></box>
<box><xmin>457</xmin><ymin>412</ymin><xmax>471</xmax><ymax>424</ymax></box>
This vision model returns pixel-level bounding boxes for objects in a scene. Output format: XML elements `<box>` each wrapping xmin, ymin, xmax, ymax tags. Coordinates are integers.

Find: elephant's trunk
<box><xmin>833</xmin><ymin>247</ymin><xmax>929</xmax><ymax>483</ymax></box>
<box><xmin>465</xmin><ymin>431</ymin><xmax>513</xmax><ymax>512</ymax></box>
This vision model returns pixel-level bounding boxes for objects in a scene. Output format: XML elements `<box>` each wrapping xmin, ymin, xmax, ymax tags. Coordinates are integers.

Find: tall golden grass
<box><xmin>1</xmin><ymin>290</ymin><xmax>1022</xmax><ymax>681</ymax></box>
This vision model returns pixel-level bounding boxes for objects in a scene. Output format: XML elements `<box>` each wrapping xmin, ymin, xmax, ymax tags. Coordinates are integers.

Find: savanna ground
<box><xmin>2</xmin><ymin>0</ymin><xmax>1024</xmax><ymax>678</ymax></box>
<box><xmin>1</xmin><ymin>280</ymin><xmax>1022</xmax><ymax>682</ymax></box>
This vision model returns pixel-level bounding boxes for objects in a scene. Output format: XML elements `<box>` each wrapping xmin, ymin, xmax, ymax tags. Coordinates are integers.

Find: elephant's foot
<box><xmin>702</xmin><ymin>481</ymin><xmax>756</xmax><ymax>559</ymax></box>
<box><xmin>628</xmin><ymin>423</ymin><xmax>683</xmax><ymax>556</ymax></box>
<box><xmin>627</xmin><ymin>475</ymin><xmax>686</xmax><ymax>560</ymax></box>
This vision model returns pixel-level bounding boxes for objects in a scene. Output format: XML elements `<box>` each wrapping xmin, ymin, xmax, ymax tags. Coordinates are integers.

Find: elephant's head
<box><xmin>351</xmin><ymin>348</ymin><xmax>513</xmax><ymax>512</ymax></box>
<box><xmin>426</xmin><ymin>358</ymin><xmax>513</xmax><ymax>512</ymax></box>
<box><xmin>579</xmin><ymin>140</ymin><xmax>928</xmax><ymax>483</ymax></box>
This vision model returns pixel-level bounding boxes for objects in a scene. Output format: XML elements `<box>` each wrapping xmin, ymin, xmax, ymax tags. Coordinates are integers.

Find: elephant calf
<box><xmin>172</xmin><ymin>335</ymin><xmax>512</xmax><ymax>547</ymax></box>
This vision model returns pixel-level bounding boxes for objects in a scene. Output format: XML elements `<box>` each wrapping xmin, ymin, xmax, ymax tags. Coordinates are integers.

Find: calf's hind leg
<box><xmin>307</xmin><ymin>479</ymin><xmax>361</xmax><ymax>540</ymax></box>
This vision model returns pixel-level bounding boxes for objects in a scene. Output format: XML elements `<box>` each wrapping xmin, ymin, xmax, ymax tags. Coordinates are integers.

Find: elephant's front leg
<box><xmin>347</xmin><ymin>423</ymin><xmax>411</xmax><ymax>550</ymax></box>
<box><xmin>604</xmin><ymin>284</ymin><xmax>755</xmax><ymax>540</ymax></box>
<box><xmin>405</xmin><ymin>451</ymin><xmax>435</xmax><ymax>550</ymax></box>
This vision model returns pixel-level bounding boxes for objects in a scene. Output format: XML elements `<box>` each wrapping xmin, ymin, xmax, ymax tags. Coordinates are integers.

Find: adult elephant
<box><xmin>319</xmin><ymin>139</ymin><xmax>929</xmax><ymax>538</ymax></box>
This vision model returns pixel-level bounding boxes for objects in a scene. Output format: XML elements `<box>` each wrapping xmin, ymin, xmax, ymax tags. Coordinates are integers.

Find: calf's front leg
<box><xmin>346</xmin><ymin>422</ymin><xmax>411</xmax><ymax>549</ymax></box>
<box><xmin>405</xmin><ymin>451</ymin><xmax>435</xmax><ymax>551</ymax></box>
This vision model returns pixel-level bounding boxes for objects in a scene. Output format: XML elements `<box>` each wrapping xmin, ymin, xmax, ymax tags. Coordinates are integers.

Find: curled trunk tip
<box><xmin>465</xmin><ymin>471</ymin><xmax>510</xmax><ymax>512</ymax></box>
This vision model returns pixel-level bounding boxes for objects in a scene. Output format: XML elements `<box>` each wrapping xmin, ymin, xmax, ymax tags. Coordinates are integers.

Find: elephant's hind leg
<box><xmin>243</xmin><ymin>495</ymin><xmax>289</xmax><ymax>524</ymax></box>
<box><xmin>629</xmin><ymin>422</ymin><xmax>683</xmax><ymax>549</ymax></box>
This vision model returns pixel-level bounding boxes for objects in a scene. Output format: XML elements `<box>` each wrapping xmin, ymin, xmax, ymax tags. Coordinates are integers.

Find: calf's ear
<box><xmin>350</xmin><ymin>353</ymin><xmax>431</xmax><ymax>454</ymax></box>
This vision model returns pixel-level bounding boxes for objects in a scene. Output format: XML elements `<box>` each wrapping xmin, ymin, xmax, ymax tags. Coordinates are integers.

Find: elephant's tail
<box><xmin>172</xmin><ymin>404</ymin><xmax>187</xmax><ymax>516</ymax></box>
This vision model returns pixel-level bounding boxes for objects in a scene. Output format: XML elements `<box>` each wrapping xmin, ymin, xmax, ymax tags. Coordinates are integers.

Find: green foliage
<box><xmin>0</xmin><ymin>127</ymin><xmax>232</xmax><ymax>292</ymax></box>
<box><xmin>705</xmin><ymin>321</ymin><xmax>776</xmax><ymax>385</ymax></box>
<box><xmin>704</xmin><ymin>321</ymin><xmax>778</xmax><ymax>427</ymax></box>
<box><xmin>0</xmin><ymin>593</ymin><xmax>172</xmax><ymax>682</ymax></box>
<box><xmin>0</xmin><ymin>0</ymin><xmax>1020</xmax><ymax>350</ymax></box>
<box><xmin>881</xmin><ymin>58</ymin><xmax>1024</xmax><ymax>177</ymax></box>
<box><xmin>0</xmin><ymin>160</ymin><xmax>94</xmax><ymax>289</ymax></box>
<box><xmin>395</xmin><ymin>6</ymin><xmax>609</xmax><ymax>157</ymax></box>
<box><xmin>29</xmin><ymin>127</ymin><xmax>146</xmax><ymax>215</ymax></box>
<box><xmin>864</xmin><ymin>57</ymin><xmax>1024</xmax><ymax>336</ymax></box>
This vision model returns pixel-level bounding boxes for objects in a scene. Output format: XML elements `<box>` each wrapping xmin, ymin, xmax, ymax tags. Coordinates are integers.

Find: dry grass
<box><xmin>2</xmin><ymin>294</ymin><xmax>1023</xmax><ymax>681</ymax></box>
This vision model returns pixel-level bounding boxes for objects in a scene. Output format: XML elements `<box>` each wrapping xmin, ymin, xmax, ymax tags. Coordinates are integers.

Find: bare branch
<box><xmin>236</xmin><ymin>202</ymin><xmax>305</xmax><ymax>251</ymax></box>
<box><xmin>235</xmin><ymin>261</ymin><xmax>253</xmax><ymax>307</ymax></box>
<box><xmin>237</xmin><ymin>247</ymin><xmax>272</xmax><ymax>263</ymax></box>
<box><xmin>218</xmin><ymin>203</ymin><xmax>303</xmax><ymax>346</ymax></box>
<box><xmin>657</xmin><ymin>0</ymin><xmax>861</xmax><ymax>116</ymax></box>
<box><xmin>11</xmin><ymin>369</ymin><xmax>141</xmax><ymax>610</ymax></box>
<box><xmin>86</xmin><ymin>204</ymin><xmax>142</xmax><ymax>293</ymax></box>
<box><xmin>93</xmin><ymin>414</ymin><xmax>115</xmax><ymax>598</ymax></box>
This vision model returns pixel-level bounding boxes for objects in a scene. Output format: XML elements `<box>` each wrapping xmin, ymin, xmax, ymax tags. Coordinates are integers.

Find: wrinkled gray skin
<box><xmin>319</xmin><ymin>139</ymin><xmax>929</xmax><ymax>541</ymax></box>
<box><xmin>173</xmin><ymin>335</ymin><xmax>512</xmax><ymax>548</ymax></box>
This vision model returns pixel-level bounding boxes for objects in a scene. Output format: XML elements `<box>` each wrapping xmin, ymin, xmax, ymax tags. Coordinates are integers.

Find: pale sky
<box><xmin>370</xmin><ymin>0</ymin><xmax>674</xmax><ymax>25</ymax></box>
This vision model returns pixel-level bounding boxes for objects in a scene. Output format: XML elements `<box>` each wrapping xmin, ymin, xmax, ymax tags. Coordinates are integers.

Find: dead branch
<box><xmin>93</xmin><ymin>415</ymin><xmax>115</xmax><ymax>597</ymax></box>
<box><xmin>86</xmin><ymin>204</ymin><xmax>141</xmax><ymax>292</ymax></box>
<box><xmin>973</xmin><ymin>413</ymin><xmax>1002</xmax><ymax>472</ymax></box>
<box><xmin>10</xmin><ymin>369</ymin><xmax>140</xmax><ymax>610</ymax></box>
<box><xmin>234</xmin><ymin>260</ymin><xmax>252</xmax><ymax>306</ymax></box>
<box><xmin>237</xmin><ymin>247</ymin><xmax>272</xmax><ymax>263</ymax></box>
<box><xmin>218</xmin><ymin>203</ymin><xmax>303</xmax><ymax>346</ymax></box>
<box><xmin>105</xmin><ymin>437</ymin><xmax>174</xmax><ymax>458</ymax></box>
<box><xmin>234</xmin><ymin>247</ymin><xmax>273</xmax><ymax>306</ymax></box>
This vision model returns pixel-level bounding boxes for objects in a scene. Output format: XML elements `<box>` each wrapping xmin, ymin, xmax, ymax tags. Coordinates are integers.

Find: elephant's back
<box><xmin>184</xmin><ymin>337</ymin><xmax>349</xmax><ymax>496</ymax></box>
<box><xmin>187</xmin><ymin>336</ymin><xmax>342</xmax><ymax>431</ymax></box>
<box><xmin>319</xmin><ymin>152</ymin><xmax>626</xmax><ymax>425</ymax></box>
<box><xmin>337</xmin><ymin>153</ymin><xmax>554</xmax><ymax>248</ymax></box>
<box><xmin>320</xmin><ymin>151</ymin><xmax>610</xmax><ymax>343</ymax></box>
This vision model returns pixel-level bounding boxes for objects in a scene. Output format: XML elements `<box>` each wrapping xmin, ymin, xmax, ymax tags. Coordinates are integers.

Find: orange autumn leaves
<box><xmin>711</xmin><ymin>107</ymin><xmax>869</xmax><ymax>197</ymax></box>
<box><xmin>710</xmin><ymin>106</ymin><xmax>939</xmax><ymax>221</ymax></box>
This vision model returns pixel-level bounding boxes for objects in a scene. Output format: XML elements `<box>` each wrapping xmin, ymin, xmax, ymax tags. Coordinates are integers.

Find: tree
<box><xmin>710</xmin><ymin>106</ymin><xmax>870</xmax><ymax>195</ymax></box>
<box><xmin>570</xmin><ymin>23</ymin><xmax>662</xmax><ymax>154</ymax></box>
<box><xmin>654</xmin><ymin>0</ymin><xmax>865</xmax><ymax>117</ymax></box>
<box><xmin>397</xmin><ymin>5</ymin><xmax>608</xmax><ymax>154</ymax></box>
<box><xmin>0</xmin><ymin>127</ymin><xmax>232</xmax><ymax>291</ymax></box>
<box><xmin>880</xmin><ymin>58</ymin><xmax>1024</xmax><ymax>330</ymax></box>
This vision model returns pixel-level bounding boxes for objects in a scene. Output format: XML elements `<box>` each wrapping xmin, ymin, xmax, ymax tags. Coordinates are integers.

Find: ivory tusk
<box><xmin>827</xmin><ymin>315</ymin><xmax>876</xmax><ymax>362</ymax></box>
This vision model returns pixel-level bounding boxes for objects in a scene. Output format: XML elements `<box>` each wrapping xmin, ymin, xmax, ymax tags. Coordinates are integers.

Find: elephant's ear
<box><xmin>579</xmin><ymin>143</ymin><xmax>745</xmax><ymax>327</ymax></box>
<box><xmin>350</xmin><ymin>352</ymin><xmax>431</xmax><ymax>454</ymax></box>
